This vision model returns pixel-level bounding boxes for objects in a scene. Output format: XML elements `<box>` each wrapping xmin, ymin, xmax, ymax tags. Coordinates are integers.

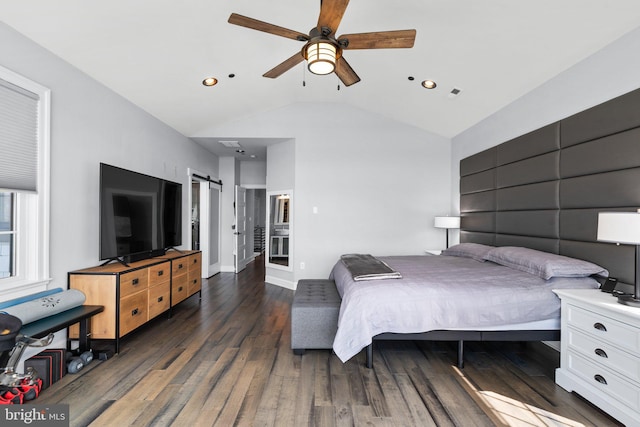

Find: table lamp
<box><xmin>597</xmin><ymin>210</ymin><xmax>640</xmax><ymax>307</ymax></box>
<box><xmin>434</xmin><ymin>216</ymin><xmax>460</xmax><ymax>249</ymax></box>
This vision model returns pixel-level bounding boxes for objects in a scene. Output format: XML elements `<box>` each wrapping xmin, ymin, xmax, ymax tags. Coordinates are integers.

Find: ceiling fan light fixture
<box><xmin>306</xmin><ymin>41</ymin><xmax>337</xmax><ymax>75</ymax></box>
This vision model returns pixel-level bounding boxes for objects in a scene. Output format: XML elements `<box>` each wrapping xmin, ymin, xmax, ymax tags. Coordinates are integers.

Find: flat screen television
<box><xmin>99</xmin><ymin>163</ymin><xmax>182</xmax><ymax>264</ymax></box>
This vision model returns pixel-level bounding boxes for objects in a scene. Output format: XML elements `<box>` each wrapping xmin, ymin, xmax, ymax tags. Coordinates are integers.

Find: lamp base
<box><xmin>617</xmin><ymin>294</ymin><xmax>640</xmax><ymax>308</ymax></box>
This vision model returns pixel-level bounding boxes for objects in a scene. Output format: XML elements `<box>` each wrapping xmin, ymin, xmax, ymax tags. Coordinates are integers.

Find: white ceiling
<box><xmin>3</xmin><ymin>0</ymin><xmax>640</xmax><ymax>160</ymax></box>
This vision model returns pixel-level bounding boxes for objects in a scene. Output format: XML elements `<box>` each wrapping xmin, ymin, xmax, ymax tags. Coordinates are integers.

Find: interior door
<box><xmin>234</xmin><ymin>185</ymin><xmax>248</xmax><ymax>273</ymax></box>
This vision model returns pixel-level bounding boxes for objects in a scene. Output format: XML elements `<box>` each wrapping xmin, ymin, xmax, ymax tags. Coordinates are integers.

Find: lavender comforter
<box><xmin>329</xmin><ymin>255</ymin><xmax>599</xmax><ymax>362</ymax></box>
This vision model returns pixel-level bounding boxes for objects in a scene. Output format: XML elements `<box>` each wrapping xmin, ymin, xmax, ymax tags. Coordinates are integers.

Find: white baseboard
<box><xmin>265</xmin><ymin>275</ymin><xmax>296</xmax><ymax>290</ymax></box>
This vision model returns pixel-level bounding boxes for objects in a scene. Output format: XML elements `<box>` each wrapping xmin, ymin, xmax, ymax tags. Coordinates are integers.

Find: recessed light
<box><xmin>236</xmin><ymin>149</ymin><xmax>245</xmax><ymax>154</ymax></box>
<box><xmin>422</xmin><ymin>80</ymin><xmax>437</xmax><ymax>89</ymax></box>
<box><xmin>202</xmin><ymin>77</ymin><xmax>218</xmax><ymax>86</ymax></box>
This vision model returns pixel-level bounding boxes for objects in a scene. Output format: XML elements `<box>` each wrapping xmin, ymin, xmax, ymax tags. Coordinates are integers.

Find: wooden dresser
<box><xmin>157</xmin><ymin>250</ymin><xmax>202</xmax><ymax>306</ymax></box>
<box><xmin>554</xmin><ymin>289</ymin><xmax>640</xmax><ymax>426</ymax></box>
<box><xmin>69</xmin><ymin>250</ymin><xmax>201</xmax><ymax>352</ymax></box>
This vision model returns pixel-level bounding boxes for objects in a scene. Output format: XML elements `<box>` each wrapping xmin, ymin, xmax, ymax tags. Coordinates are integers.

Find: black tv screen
<box><xmin>161</xmin><ymin>180</ymin><xmax>182</xmax><ymax>248</ymax></box>
<box><xmin>99</xmin><ymin>163</ymin><xmax>182</xmax><ymax>262</ymax></box>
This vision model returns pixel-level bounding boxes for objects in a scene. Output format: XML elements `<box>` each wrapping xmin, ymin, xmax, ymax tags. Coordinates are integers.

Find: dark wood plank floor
<box><xmin>35</xmin><ymin>255</ymin><xmax>623</xmax><ymax>426</ymax></box>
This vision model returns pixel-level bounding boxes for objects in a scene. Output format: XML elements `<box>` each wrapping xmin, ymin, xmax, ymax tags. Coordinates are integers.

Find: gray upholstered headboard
<box><xmin>460</xmin><ymin>87</ymin><xmax>640</xmax><ymax>287</ymax></box>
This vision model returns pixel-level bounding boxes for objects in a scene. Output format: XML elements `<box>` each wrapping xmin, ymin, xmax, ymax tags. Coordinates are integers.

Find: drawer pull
<box><xmin>178</xmin><ymin>286</ymin><xmax>183</xmax><ymax>292</ymax></box>
<box><xmin>158</xmin><ymin>270</ymin><xmax>164</xmax><ymax>276</ymax></box>
<box><xmin>193</xmin><ymin>259</ymin><xmax>198</xmax><ymax>264</ymax></box>
<box><xmin>593</xmin><ymin>322</ymin><xmax>607</xmax><ymax>332</ymax></box>
<box><xmin>157</xmin><ymin>296</ymin><xmax>163</xmax><ymax>302</ymax></box>
<box><xmin>178</xmin><ymin>263</ymin><xmax>184</xmax><ymax>269</ymax></box>
<box><xmin>594</xmin><ymin>374</ymin><xmax>607</xmax><ymax>385</ymax></box>
<box><xmin>192</xmin><ymin>279</ymin><xmax>197</xmax><ymax>284</ymax></box>
<box><xmin>132</xmin><ymin>278</ymin><xmax>139</xmax><ymax>285</ymax></box>
<box><xmin>132</xmin><ymin>308</ymin><xmax>140</xmax><ymax>316</ymax></box>
<box><xmin>594</xmin><ymin>348</ymin><xmax>608</xmax><ymax>358</ymax></box>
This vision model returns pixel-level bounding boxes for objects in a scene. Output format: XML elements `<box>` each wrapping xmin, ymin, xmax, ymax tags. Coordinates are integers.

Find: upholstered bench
<box><xmin>291</xmin><ymin>279</ymin><xmax>341</xmax><ymax>354</ymax></box>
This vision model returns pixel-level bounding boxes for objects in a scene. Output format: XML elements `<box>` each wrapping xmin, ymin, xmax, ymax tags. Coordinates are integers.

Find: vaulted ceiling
<box><xmin>3</xmin><ymin>0</ymin><xmax>640</xmax><ymax>159</ymax></box>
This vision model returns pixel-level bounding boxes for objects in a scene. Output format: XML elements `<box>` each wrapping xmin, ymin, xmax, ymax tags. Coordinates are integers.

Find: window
<box><xmin>0</xmin><ymin>66</ymin><xmax>50</xmax><ymax>296</ymax></box>
<box><xmin>0</xmin><ymin>192</ymin><xmax>15</xmax><ymax>278</ymax></box>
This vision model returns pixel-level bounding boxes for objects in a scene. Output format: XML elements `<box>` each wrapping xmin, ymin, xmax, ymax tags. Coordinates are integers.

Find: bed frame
<box><xmin>367</xmin><ymin>87</ymin><xmax>640</xmax><ymax>368</ymax></box>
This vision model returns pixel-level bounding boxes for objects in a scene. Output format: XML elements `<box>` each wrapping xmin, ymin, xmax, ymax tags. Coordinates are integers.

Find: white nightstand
<box><xmin>554</xmin><ymin>289</ymin><xmax>640</xmax><ymax>426</ymax></box>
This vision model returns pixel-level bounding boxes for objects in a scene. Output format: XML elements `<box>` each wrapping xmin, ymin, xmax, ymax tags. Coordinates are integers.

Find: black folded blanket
<box><xmin>340</xmin><ymin>254</ymin><xmax>402</xmax><ymax>281</ymax></box>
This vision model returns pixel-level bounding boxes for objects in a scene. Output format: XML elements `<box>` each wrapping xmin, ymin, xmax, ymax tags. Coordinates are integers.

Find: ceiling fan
<box><xmin>228</xmin><ymin>0</ymin><xmax>416</xmax><ymax>86</ymax></box>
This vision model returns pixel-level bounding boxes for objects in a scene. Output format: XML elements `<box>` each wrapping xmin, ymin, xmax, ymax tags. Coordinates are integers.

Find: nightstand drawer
<box><xmin>567</xmin><ymin>304</ymin><xmax>640</xmax><ymax>354</ymax></box>
<box><xmin>567</xmin><ymin>351</ymin><xmax>640</xmax><ymax>411</ymax></box>
<box><xmin>568</xmin><ymin>328</ymin><xmax>640</xmax><ymax>382</ymax></box>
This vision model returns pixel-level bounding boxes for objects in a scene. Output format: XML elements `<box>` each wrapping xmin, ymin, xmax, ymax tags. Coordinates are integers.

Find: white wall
<box><xmin>203</xmin><ymin>103</ymin><xmax>452</xmax><ymax>287</ymax></box>
<box><xmin>451</xmin><ymin>26</ymin><xmax>640</xmax><ymax>218</ymax></box>
<box><xmin>240</xmin><ymin>160</ymin><xmax>266</xmax><ymax>186</ymax></box>
<box><xmin>0</xmin><ymin>23</ymin><xmax>220</xmax><ymax>361</ymax></box>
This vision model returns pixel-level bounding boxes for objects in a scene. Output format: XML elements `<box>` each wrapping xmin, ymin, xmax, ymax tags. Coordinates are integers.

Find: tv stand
<box><xmin>69</xmin><ymin>250</ymin><xmax>201</xmax><ymax>353</ymax></box>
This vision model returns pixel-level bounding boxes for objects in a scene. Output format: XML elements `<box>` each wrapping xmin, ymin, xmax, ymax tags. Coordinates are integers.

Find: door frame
<box><xmin>266</xmin><ymin>189</ymin><xmax>293</xmax><ymax>272</ymax></box>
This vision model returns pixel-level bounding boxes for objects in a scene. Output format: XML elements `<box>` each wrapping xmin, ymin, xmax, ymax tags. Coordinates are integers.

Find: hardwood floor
<box><xmin>36</xmin><ymin>256</ymin><xmax>623</xmax><ymax>426</ymax></box>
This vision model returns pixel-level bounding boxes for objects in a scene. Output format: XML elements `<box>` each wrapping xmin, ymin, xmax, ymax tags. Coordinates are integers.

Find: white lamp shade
<box><xmin>434</xmin><ymin>216</ymin><xmax>460</xmax><ymax>229</ymax></box>
<box><xmin>597</xmin><ymin>212</ymin><xmax>640</xmax><ymax>245</ymax></box>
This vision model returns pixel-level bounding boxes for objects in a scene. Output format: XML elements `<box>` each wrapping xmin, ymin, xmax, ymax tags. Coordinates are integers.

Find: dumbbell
<box><xmin>66</xmin><ymin>350</ymin><xmax>93</xmax><ymax>374</ymax></box>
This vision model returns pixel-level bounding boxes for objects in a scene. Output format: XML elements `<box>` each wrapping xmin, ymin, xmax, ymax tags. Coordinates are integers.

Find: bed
<box><xmin>330</xmin><ymin>245</ymin><xmax>606</xmax><ymax>367</ymax></box>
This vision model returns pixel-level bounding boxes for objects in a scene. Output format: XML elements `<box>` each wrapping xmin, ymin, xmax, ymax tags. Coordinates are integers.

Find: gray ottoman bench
<box><xmin>291</xmin><ymin>279</ymin><xmax>341</xmax><ymax>354</ymax></box>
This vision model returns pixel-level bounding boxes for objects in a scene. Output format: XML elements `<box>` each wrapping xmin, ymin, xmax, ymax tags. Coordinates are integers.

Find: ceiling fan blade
<box><xmin>339</xmin><ymin>29</ymin><xmax>416</xmax><ymax>49</ymax></box>
<box><xmin>263</xmin><ymin>52</ymin><xmax>305</xmax><ymax>78</ymax></box>
<box><xmin>334</xmin><ymin>56</ymin><xmax>360</xmax><ymax>86</ymax></box>
<box><xmin>228</xmin><ymin>13</ymin><xmax>309</xmax><ymax>41</ymax></box>
<box><xmin>317</xmin><ymin>0</ymin><xmax>350</xmax><ymax>34</ymax></box>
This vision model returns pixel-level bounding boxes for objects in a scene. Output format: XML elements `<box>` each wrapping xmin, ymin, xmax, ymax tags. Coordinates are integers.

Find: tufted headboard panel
<box><xmin>460</xmin><ymin>88</ymin><xmax>640</xmax><ymax>286</ymax></box>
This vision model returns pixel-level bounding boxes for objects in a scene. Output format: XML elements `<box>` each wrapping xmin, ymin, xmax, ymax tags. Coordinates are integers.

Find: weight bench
<box><xmin>19</xmin><ymin>305</ymin><xmax>104</xmax><ymax>353</ymax></box>
<box><xmin>0</xmin><ymin>305</ymin><xmax>104</xmax><ymax>398</ymax></box>
<box><xmin>291</xmin><ymin>279</ymin><xmax>341</xmax><ymax>354</ymax></box>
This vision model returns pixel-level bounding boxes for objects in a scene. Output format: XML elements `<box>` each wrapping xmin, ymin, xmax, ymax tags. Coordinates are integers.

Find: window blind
<box><xmin>0</xmin><ymin>78</ymin><xmax>39</xmax><ymax>192</ymax></box>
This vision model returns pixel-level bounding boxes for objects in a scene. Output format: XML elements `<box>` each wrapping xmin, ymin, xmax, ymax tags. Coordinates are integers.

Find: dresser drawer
<box><xmin>172</xmin><ymin>273</ymin><xmax>189</xmax><ymax>304</ymax></box>
<box><xmin>148</xmin><ymin>282</ymin><xmax>170</xmax><ymax>319</ymax></box>
<box><xmin>120</xmin><ymin>291</ymin><xmax>148</xmax><ymax>336</ymax></box>
<box><xmin>120</xmin><ymin>269</ymin><xmax>149</xmax><ymax>298</ymax></box>
<box><xmin>148</xmin><ymin>262</ymin><xmax>170</xmax><ymax>286</ymax></box>
<box><xmin>567</xmin><ymin>350</ymin><xmax>640</xmax><ymax>411</ymax></box>
<box><xmin>172</xmin><ymin>258</ymin><xmax>189</xmax><ymax>276</ymax></box>
<box><xmin>188</xmin><ymin>276</ymin><xmax>201</xmax><ymax>295</ymax></box>
<box><xmin>566</xmin><ymin>304</ymin><xmax>640</xmax><ymax>354</ymax></box>
<box><xmin>188</xmin><ymin>253</ymin><xmax>201</xmax><ymax>273</ymax></box>
<box><xmin>568</xmin><ymin>328</ymin><xmax>640</xmax><ymax>382</ymax></box>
